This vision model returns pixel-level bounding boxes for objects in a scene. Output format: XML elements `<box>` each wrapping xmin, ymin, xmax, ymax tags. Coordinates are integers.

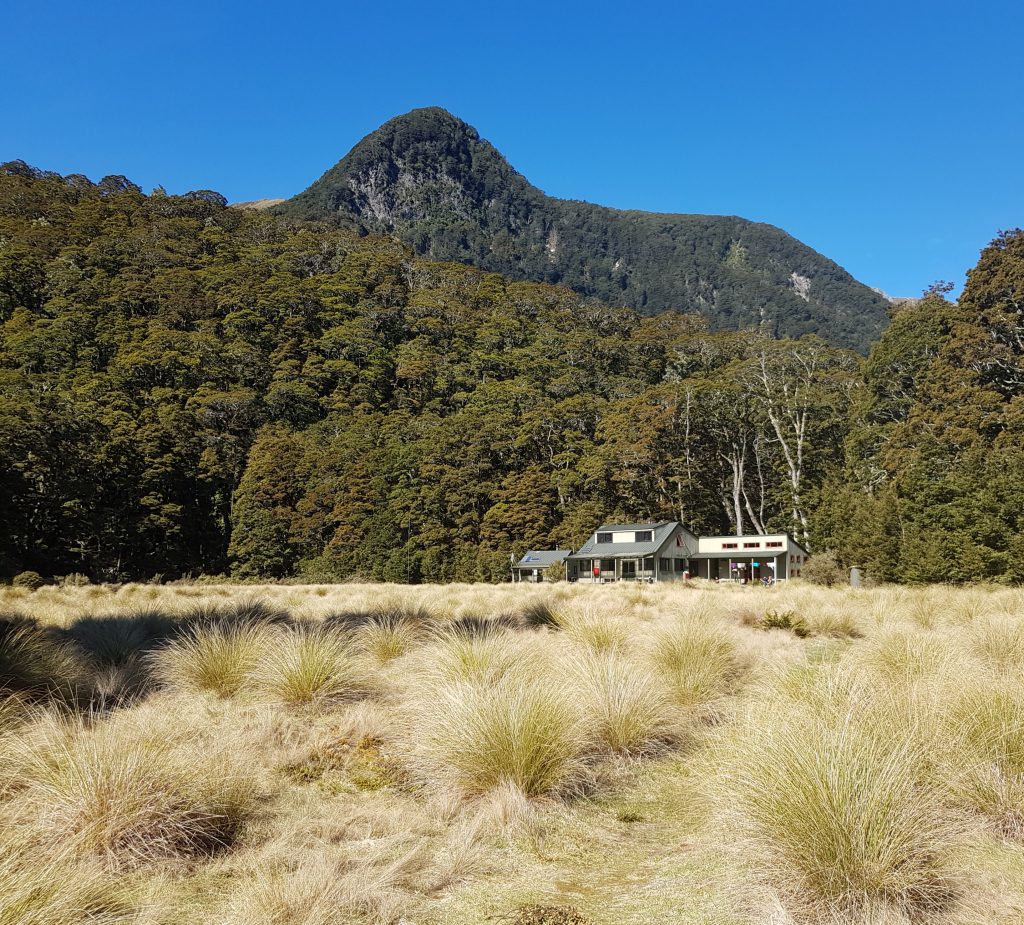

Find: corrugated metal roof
<box><xmin>513</xmin><ymin>550</ymin><xmax>572</xmax><ymax>569</ymax></box>
<box><xmin>594</xmin><ymin>521</ymin><xmax>667</xmax><ymax>532</ymax></box>
<box><xmin>569</xmin><ymin>521</ymin><xmax>681</xmax><ymax>559</ymax></box>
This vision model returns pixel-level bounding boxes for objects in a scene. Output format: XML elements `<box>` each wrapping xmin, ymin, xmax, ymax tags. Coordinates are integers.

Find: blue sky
<box><xmin>3</xmin><ymin>0</ymin><xmax>1022</xmax><ymax>298</ymax></box>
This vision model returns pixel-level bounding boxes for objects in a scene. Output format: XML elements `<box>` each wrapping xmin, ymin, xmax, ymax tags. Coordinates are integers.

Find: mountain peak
<box><xmin>374</xmin><ymin>106</ymin><xmax>478</xmax><ymax>139</ymax></box>
<box><xmin>278</xmin><ymin>111</ymin><xmax>890</xmax><ymax>351</ymax></box>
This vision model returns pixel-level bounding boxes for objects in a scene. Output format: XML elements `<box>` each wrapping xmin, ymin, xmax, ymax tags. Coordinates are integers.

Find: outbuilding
<box><xmin>690</xmin><ymin>533</ymin><xmax>810</xmax><ymax>584</ymax></box>
<box><xmin>511</xmin><ymin>549</ymin><xmax>572</xmax><ymax>583</ymax></box>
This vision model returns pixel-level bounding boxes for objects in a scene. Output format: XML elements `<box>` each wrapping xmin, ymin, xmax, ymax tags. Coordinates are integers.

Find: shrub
<box><xmin>566</xmin><ymin>650</ymin><xmax>674</xmax><ymax>755</ymax></box>
<box><xmin>801</xmin><ymin>551</ymin><xmax>847</xmax><ymax>587</ymax></box>
<box><xmin>649</xmin><ymin>619</ymin><xmax>742</xmax><ymax>710</ymax></box>
<box><xmin>720</xmin><ymin>682</ymin><xmax>958</xmax><ymax>921</ymax></box>
<box><xmin>12</xmin><ymin>715</ymin><xmax>259</xmax><ymax>867</ymax></box>
<box><xmin>152</xmin><ymin>622</ymin><xmax>273</xmax><ymax>697</ymax></box>
<box><xmin>543</xmin><ymin>560</ymin><xmax>566</xmax><ymax>583</ymax></box>
<box><xmin>759</xmin><ymin>608</ymin><xmax>809</xmax><ymax>637</ymax></box>
<box><xmin>11</xmin><ymin>571</ymin><xmax>45</xmax><ymax>591</ymax></box>
<box><xmin>403</xmin><ymin>675</ymin><xmax>586</xmax><ymax>798</ymax></box>
<box><xmin>253</xmin><ymin>627</ymin><xmax>368</xmax><ymax>707</ymax></box>
<box><xmin>59</xmin><ymin>573</ymin><xmax>91</xmax><ymax>588</ymax></box>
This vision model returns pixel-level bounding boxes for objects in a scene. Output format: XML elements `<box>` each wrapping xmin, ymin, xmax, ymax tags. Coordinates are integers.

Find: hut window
<box><xmin>635</xmin><ymin>530</ymin><xmax>653</xmax><ymax>543</ymax></box>
<box><xmin>596</xmin><ymin>532</ymin><xmax>612</xmax><ymax>543</ymax></box>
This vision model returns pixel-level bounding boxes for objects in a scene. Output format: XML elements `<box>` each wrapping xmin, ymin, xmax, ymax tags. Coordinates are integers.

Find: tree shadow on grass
<box><xmin>60</xmin><ymin>597</ymin><xmax>296</xmax><ymax>709</ymax></box>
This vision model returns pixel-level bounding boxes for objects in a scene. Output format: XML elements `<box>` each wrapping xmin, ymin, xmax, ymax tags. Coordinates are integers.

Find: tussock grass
<box><xmin>519</xmin><ymin>599</ymin><xmax>560</xmax><ymax>628</ymax></box>
<box><xmin>403</xmin><ymin>675</ymin><xmax>586</xmax><ymax>798</ymax></box>
<box><xmin>220</xmin><ymin>847</ymin><xmax>409</xmax><ymax>925</ymax></box>
<box><xmin>357</xmin><ymin>617</ymin><xmax>422</xmax><ymax>664</ymax></box>
<box><xmin>0</xmin><ymin>837</ymin><xmax>127</xmax><ymax>925</ymax></box>
<box><xmin>0</xmin><ymin>614</ymin><xmax>82</xmax><ymax>703</ymax></box>
<box><xmin>943</xmin><ymin>679</ymin><xmax>1024</xmax><ymax>837</ymax></box>
<box><xmin>350</xmin><ymin>600</ymin><xmax>432</xmax><ymax>664</ymax></box>
<box><xmin>64</xmin><ymin>609</ymin><xmax>180</xmax><ymax>668</ymax></box>
<box><xmin>422</xmin><ymin>628</ymin><xmax>534</xmax><ymax>686</ymax></box>
<box><xmin>153</xmin><ymin>621</ymin><xmax>274</xmax><ymax>697</ymax></box>
<box><xmin>4</xmin><ymin>581</ymin><xmax>1024</xmax><ymax>922</ymax></box>
<box><xmin>968</xmin><ymin>615</ymin><xmax>1024</xmax><ymax>675</ymax></box>
<box><xmin>648</xmin><ymin>618</ymin><xmax>743</xmax><ymax>710</ymax></box>
<box><xmin>557</xmin><ymin>608</ymin><xmax>631</xmax><ymax>652</ymax></box>
<box><xmin>565</xmin><ymin>650</ymin><xmax>675</xmax><ymax>755</ymax></box>
<box><xmin>10</xmin><ymin>712</ymin><xmax>259</xmax><ymax>867</ymax></box>
<box><xmin>253</xmin><ymin>626</ymin><xmax>369</xmax><ymax>707</ymax></box>
<box><xmin>719</xmin><ymin>679</ymin><xmax>960</xmax><ymax>922</ymax></box>
<box><xmin>854</xmin><ymin>627</ymin><xmax>956</xmax><ymax>686</ymax></box>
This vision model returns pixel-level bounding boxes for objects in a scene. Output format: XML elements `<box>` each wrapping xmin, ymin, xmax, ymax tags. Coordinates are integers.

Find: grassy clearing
<box><xmin>1</xmin><ymin>580</ymin><xmax>1024</xmax><ymax>923</ymax></box>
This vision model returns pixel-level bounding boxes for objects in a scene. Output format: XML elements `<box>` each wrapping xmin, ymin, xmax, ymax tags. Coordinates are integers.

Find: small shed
<box><xmin>512</xmin><ymin>550</ymin><xmax>572</xmax><ymax>583</ymax></box>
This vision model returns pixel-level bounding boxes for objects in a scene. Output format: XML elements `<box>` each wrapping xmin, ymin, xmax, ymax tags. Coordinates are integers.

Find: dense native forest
<box><xmin>279</xmin><ymin>108</ymin><xmax>890</xmax><ymax>352</ymax></box>
<box><xmin>1</xmin><ymin>162</ymin><xmax>1023</xmax><ymax>584</ymax></box>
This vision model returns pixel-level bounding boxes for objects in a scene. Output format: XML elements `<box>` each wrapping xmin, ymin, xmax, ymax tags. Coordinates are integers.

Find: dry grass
<box><xmin>565</xmin><ymin>649</ymin><xmax>676</xmax><ymax>755</ymax></box>
<box><xmin>153</xmin><ymin>621</ymin><xmax>275</xmax><ymax>697</ymax></box>
<box><xmin>6</xmin><ymin>708</ymin><xmax>260</xmax><ymax>867</ymax></box>
<box><xmin>648</xmin><ymin>616</ymin><xmax>744</xmax><ymax>710</ymax></box>
<box><xmin>401</xmin><ymin>673</ymin><xmax>587</xmax><ymax>798</ymax></box>
<box><xmin>252</xmin><ymin>626</ymin><xmax>370</xmax><ymax>707</ymax></box>
<box><xmin>0</xmin><ymin>836</ymin><xmax>127</xmax><ymax>925</ymax></box>
<box><xmin>2</xmin><ymin>580</ymin><xmax>1024</xmax><ymax>923</ymax></box>
<box><xmin>718</xmin><ymin>676</ymin><xmax>960</xmax><ymax>922</ymax></box>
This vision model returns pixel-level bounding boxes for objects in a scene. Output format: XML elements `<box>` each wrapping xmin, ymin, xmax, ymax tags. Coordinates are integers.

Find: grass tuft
<box><xmin>648</xmin><ymin>618</ymin><xmax>743</xmax><ymax>710</ymax></box>
<box><xmin>565</xmin><ymin>650</ymin><xmax>675</xmax><ymax>755</ymax></box>
<box><xmin>720</xmin><ymin>679</ymin><xmax>959</xmax><ymax>921</ymax></box>
<box><xmin>0</xmin><ymin>615</ymin><xmax>82</xmax><ymax>704</ymax></box>
<box><xmin>152</xmin><ymin>621</ymin><xmax>273</xmax><ymax>697</ymax></box>
<box><xmin>0</xmin><ymin>836</ymin><xmax>129</xmax><ymax>925</ymax></box>
<box><xmin>404</xmin><ymin>675</ymin><xmax>586</xmax><ymax>798</ymax></box>
<box><xmin>943</xmin><ymin>678</ymin><xmax>1024</xmax><ymax>837</ymax></box>
<box><xmin>253</xmin><ymin>626</ymin><xmax>369</xmax><ymax>707</ymax></box>
<box><xmin>12</xmin><ymin>713</ymin><xmax>259</xmax><ymax>868</ymax></box>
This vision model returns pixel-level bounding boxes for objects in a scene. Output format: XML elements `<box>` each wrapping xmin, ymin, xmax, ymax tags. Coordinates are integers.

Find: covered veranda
<box><xmin>692</xmin><ymin>551</ymin><xmax>788</xmax><ymax>584</ymax></box>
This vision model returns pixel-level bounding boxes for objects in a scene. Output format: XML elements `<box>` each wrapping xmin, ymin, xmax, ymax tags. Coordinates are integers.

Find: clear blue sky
<box><xmin>3</xmin><ymin>0</ymin><xmax>1021</xmax><ymax>298</ymax></box>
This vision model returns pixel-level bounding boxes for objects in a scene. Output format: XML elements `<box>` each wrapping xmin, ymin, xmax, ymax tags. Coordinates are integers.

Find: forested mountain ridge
<box><xmin>279</xmin><ymin>107</ymin><xmax>891</xmax><ymax>352</ymax></box>
<box><xmin>2</xmin><ymin>160</ymin><xmax>1023</xmax><ymax>584</ymax></box>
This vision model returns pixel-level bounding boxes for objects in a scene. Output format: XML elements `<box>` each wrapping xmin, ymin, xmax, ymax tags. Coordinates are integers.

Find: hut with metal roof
<box><xmin>566</xmin><ymin>521</ymin><xmax>698</xmax><ymax>583</ymax></box>
<box><xmin>511</xmin><ymin>549</ymin><xmax>573</xmax><ymax>583</ymax></box>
